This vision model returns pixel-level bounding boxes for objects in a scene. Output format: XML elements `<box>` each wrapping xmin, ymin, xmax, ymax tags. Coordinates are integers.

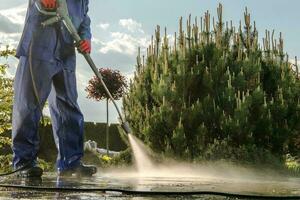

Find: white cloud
<box><xmin>166</xmin><ymin>33</ymin><xmax>175</xmax><ymax>47</ymax></box>
<box><xmin>91</xmin><ymin>37</ymin><xmax>105</xmax><ymax>46</ymax></box>
<box><xmin>97</xmin><ymin>23</ymin><xmax>110</xmax><ymax>30</ymax></box>
<box><xmin>0</xmin><ymin>32</ymin><xmax>22</xmax><ymax>47</ymax></box>
<box><xmin>99</xmin><ymin>32</ymin><xmax>149</xmax><ymax>56</ymax></box>
<box><xmin>0</xmin><ymin>4</ymin><xmax>27</xmax><ymax>25</ymax></box>
<box><xmin>124</xmin><ymin>71</ymin><xmax>134</xmax><ymax>82</ymax></box>
<box><xmin>119</xmin><ymin>18</ymin><xmax>144</xmax><ymax>33</ymax></box>
<box><xmin>0</xmin><ymin>4</ymin><xmax>26</xmax><ymax>46</ymax></box>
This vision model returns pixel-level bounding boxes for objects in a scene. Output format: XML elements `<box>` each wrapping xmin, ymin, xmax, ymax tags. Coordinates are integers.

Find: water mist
<box><xmin>101</xmin><ymin>134</ymin><xmax>300</xmax><ymax>196</ymax></box>
<box><xmin>128</xmin><ymin>134</ymin><xmax>154</xmax><ymax>174</ymax></box>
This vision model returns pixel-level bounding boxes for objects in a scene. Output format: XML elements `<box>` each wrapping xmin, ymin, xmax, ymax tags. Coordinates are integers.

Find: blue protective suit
<box><xmin>12</xmin><ymin>0</ymin><xmax>91</xmax><ymax>171</ymax></box>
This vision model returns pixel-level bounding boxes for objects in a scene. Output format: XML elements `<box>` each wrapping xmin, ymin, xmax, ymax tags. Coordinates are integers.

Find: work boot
<box><xmin>17</xmin><ymin>164</ymin><xmax>43</xmax><ymax>178</ymax></box>
<box><xmin>58</xmin><ymin>163</ymin><xmax>97</xmax><ymax>177</ymax></box>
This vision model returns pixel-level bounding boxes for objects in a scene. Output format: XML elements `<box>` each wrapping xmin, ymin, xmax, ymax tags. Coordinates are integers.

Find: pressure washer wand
<box><xmin>35</xmin><ymin>0</ymin><xmax>132</xmax><ymax>135</ymax></box>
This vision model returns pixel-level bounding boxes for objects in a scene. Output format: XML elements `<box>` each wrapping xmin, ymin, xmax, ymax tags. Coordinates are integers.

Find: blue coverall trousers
<box><xmin>12</xmin><ymin>55</ymin><xmax>84</xmax><ymax>171</ymax></box>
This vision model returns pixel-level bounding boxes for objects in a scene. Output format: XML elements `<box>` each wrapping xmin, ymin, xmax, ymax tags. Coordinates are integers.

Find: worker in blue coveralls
<box><xmin>12</xmin><ymin>0</ymin><xmax>97</xmax><ymax>177</ymax></box>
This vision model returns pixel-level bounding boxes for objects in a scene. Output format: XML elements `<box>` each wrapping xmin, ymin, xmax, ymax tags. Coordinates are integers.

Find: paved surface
<box><xmin>0</xmin><ymin>172</ymin><xmax>299</xmax><ymax>199</ymax></box>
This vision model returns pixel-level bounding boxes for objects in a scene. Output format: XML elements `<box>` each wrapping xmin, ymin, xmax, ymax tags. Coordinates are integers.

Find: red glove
<box><xmin>41</xmin><ymin>0</ymin><xmax>57</xmax><ymax>10</ymax></box>
<box><xmin>78</xmin><ymin>40</ymin><xmax>91</xmax><ymax>54</ymax></box>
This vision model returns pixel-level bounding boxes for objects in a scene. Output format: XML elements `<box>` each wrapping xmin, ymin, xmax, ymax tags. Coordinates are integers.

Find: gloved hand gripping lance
<box><xmin>35</xmin><ymin>0</ymin><xmax>132</xmax><ymax>134</ymax></box>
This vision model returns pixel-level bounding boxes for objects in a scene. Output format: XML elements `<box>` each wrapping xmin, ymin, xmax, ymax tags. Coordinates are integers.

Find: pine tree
<box><xmin>123</xmin><ymin>4</ymin><xmax>300</xmax><ymax>162</ymax></box>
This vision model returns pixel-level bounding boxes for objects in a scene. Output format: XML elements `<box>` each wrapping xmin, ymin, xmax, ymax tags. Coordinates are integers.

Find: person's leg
<box><xmin>12</xmin><ymin>56</ymin><xmax>56</xmax><ymax>169</ymax></box>
<box><xmin>48</xmin><ymin>57</ymin><xmax>85</xmax><ymax>172</ymax></box>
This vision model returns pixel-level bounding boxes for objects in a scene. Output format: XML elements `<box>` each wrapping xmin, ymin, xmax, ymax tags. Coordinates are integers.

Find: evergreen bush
<box><xmin>123</xmin><ymin>4</ymin><xmax>300</xmax><ymax>163</ymax></box>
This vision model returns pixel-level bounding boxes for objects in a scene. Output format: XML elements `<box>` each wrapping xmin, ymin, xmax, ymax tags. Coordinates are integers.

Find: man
<box><xmin>12</xmin><ymin>0</ymin><xmax>97</xmax><ymax>177</ymax></box>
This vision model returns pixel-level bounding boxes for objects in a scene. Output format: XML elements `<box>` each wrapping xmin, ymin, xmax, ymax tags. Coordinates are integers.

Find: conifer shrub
<box><xmin>123</xmin><ymin>5</ymin><xmax>300</xmax><ymax>163</ymax></box>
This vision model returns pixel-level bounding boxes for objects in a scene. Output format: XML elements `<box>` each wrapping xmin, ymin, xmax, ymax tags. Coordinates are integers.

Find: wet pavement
<box><xmin>0</xmin><ymin>172</ymin><xmax>299</xmax><ymax>199</ymax></box>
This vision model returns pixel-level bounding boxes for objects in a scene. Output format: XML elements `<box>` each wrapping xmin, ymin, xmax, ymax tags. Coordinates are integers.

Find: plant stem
<box><xmin>106</xmin><ymin>98</ymin><xmax>109</xmax><ymax>155</ymax></box>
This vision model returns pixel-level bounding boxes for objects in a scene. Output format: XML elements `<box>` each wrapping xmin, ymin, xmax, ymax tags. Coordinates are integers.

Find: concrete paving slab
<box><xmin>0</xmin><ymin>172</ymin><xmax>299</xmax><ymax>199</ymax></box>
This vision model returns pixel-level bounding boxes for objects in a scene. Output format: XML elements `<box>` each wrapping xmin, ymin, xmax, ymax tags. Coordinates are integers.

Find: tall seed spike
<box><xmin>192</xmin><ymin>25</ymin><xmax>197</xmax><ymax>46</ymax></box>
<box><xmin>274</xmin><ymin>39</ymin><xmax>277</xmax><ymax>53</ymax></box>
<box><xmin>179</xmin><ymin>17</ymin><xmax>184</xmax><ymax>49</ymax></box>
<box><xmin>205</xmin><ymin>10</ymin><xmax>210</xmax><ymax>43</ymax></box>
<box><xmin>187</xmin><ymin>15</ymin><xmax>192</xmax><ymax>49</ymax></box>
<box><xmin>268</xmin><ymin>30</ymin><xmax>271</xmax><ymax>51</ymax></box>
<box><xmin>295</xmin><ymin>56</ymin><xmax>299</xmax><ymax>79</ymax></box>
<box><xmin>174</xmin><ymin>32</ymin><xmax>177</xmax><ymax>53</ymax></box>
<box><xmin>213</xmin><ymin>17</ymin><xmax>216</xmax><ymax>33</ymax></box>
<box><xmin>146</xmin><ymin>47</ymin><xmax>149</xmax><ymax>58</ymax></box>
<box><xmin>183</xmin><ymin>31</ymin><xmax>186</xmax><ymax>58</ymax></box>
<box><xmin>189</xmin><ymin>14</ymin><xmax>191</xmax><ymax>27</ymax></box>
<box><xmin>164</xmin><ymin>27</ymin><xmax>167</xmax><ymax>38</ymax></box>
<box><xmin>217</xmin><ymin>3</ymin><xmax>223</xmax><ymax>32</ymax></box>
<box><xmin>151</xmin><ymin>35</ymin><xmax>154</xmax><ymax>55</ymax></box>
<box><xmin>279</xmin><ymin>32</ymin><xmax>284</xmax><ymax>56</ymax></box>
<box><xmin>194</xmin><ymin>17</ymin><xmax>199</xmax><ymax>46</ymax></box>
<box><xmin>136</xmin><ymin>47</ymin><xmax>141</xmax><ymax>72</ymax></box>
<box><xmin>155</xmin><ymin>25</ymin><xmax>161</xmax><ymax>58</ymax></box>
<box><xmin>266</xmin><ymin>30</ymin><xmax>270</xmax><ymax>51</ymax></box>
<box><xmin>208</xmin><ymin>13</ymin><xmax>211</xmax><ymax>31</ymax></box>
<box><xmin>200</xmin><ymin>17</ymin><xmax>203</xmax><ymax>32</ymax></box>
<box><xmin>142</xmin><ymin>55</ymin><xmax>145</xmax><ymax>68</ymax></box>
<box><xmin>271</xmin><ymin>30</ymin><xmax>275</xmax><ymax>52</ymax></box>
<box><xmin>163</xmin><ymin>27</ymin><xmax>169</xmax><ymax>52</ymax></box>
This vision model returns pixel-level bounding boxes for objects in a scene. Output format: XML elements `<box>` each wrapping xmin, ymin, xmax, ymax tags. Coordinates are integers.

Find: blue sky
<box><xmin>89</xmin><ymin>0</ymin><xmax>300</xmax><ymax>55</ymax></box>
<box><xmin>0</xmin><ymin>0</ymin><xmax>299</xmax><ymax>122</ymax></box>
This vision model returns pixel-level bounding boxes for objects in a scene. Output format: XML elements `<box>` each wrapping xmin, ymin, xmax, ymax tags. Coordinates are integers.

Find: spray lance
<box><xmin>35</xmin><ymin>0</ymin><xmax>132</xmax><ymax>135</ymax></box>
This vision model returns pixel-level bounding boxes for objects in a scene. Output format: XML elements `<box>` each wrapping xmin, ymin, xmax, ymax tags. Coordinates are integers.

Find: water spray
<box><xmin>35</xmin><ymin>0</ymin><xmax>132</xmax><ymax>135</ymax></box>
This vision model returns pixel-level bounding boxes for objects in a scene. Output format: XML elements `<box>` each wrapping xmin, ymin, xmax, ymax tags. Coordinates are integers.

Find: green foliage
<box><xmin>37</xmin><ymin>158</ymin><xmax>53</xmax><ymax>172</ymax></box>
<box><xmin>200</xmin><ymin>138</ymin><xmax>281</xmax><ymax>166</ymax></box>
<box><xmin>82</xmin><ymin>149</ymin><xmax>132</xmax><ymax>168</ymax></box>
<box><xmin>285</xmin><ymin>154</ymin><xmax>300</xmax><ymax>175</ymax></box>
<box><xmin>123</xmin><ymin>4</ymin><xmax>300</xmax><ymax>163</ymax></box>
<box><xmin>0</xmin><ymin>154</ymin><xmax>12</xmax><ymax>173</ymax></box>
<box><xmin>109</xmin><ymin>149</ymin><xmax>132</xmax><ymax>166</ymax></box>
<box><xmin>0</xmin><ymin>46</ymin><xmax>15</xmax><ymax>135</ymax></box>
<box><xmin>0</xmin><ymin>45</ymin><xmax>15</xmax><ymax>171</ymax></box>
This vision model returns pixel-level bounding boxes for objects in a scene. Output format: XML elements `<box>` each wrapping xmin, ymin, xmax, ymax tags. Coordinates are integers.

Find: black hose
<box><xmin>0</xmin><ymin>184</ymin><xmax>299</xmax><ymax>199</ymax></box>
<box><xmin>0</xmin><ymin>162</ymin><xmax>31</xmax><ymax>177</ymax></box>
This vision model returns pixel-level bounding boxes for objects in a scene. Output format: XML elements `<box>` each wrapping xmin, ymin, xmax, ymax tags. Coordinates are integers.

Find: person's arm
<box><xmin>78</xmin><ymin>0</ymin><xmax>92</xmax><ymax>40</ymax></box>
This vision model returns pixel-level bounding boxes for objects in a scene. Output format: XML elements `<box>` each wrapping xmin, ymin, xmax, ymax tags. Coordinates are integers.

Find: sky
<box><xmin>0</xmin><ymin>0</ymin><xmax>299</xmax><ymax>123</ymax></box>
